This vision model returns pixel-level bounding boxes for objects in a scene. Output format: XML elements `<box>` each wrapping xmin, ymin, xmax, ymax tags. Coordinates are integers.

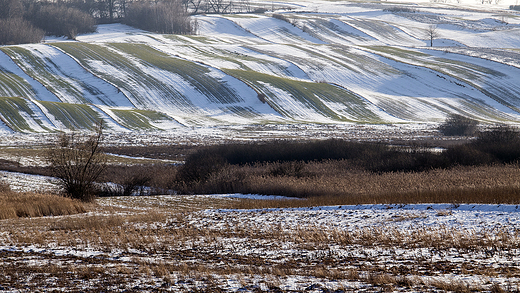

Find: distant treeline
<box><xmin>0</xmin><ymin>0</ymin><xmax>196</xmax><ymax>45</ymax></box>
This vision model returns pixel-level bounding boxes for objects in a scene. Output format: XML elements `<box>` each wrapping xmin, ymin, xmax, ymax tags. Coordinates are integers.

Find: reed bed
<box><xmin>0</xmin><ymin>183</ymin><xmax>85</xmax><ymax>220</ymax></box>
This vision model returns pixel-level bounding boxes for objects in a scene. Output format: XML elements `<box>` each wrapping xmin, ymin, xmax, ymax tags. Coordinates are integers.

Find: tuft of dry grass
<box><xmin>0</xmin><ymin>182</ymin><xmax>85</xmax><ymax>220</ymax></box>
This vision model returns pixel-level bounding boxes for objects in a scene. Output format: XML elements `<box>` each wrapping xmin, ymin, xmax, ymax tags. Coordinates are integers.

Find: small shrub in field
<box><xmin>438</xmin><ymin>114</ymin><xmax>478</xmax><ymax>136</ymax></box>
<box><xmin>383</xmin><ymin>6</ymin><xmax>418</xmax><ymax>13</ymax></box>
<box><xmin>99</xmin><ymin>166</ymin><xmax>152</xmax><ymax>196</ymax></box>
<box><xmin>175</xmin><ymin>151</ymin><xmax>227</xmax><ymax>185</ymax></box>
<box><xmin>47</xmin><ymin>124</ymin><xmax>107</xmax><ymax>202</ymax></box>
<box><xmin>443</xmin><ymin>144</ymin><xmax>493</xmax><ymax>166</ymax></box>
<box><xmin>272</xmin><ymin>13</ymin><xmax>291</xmax><ymax>23</ymax></box>
<box><xmin>268</xmin><ymin>161</ymin><xmax>306</xmax><ymax>177</ymax></box>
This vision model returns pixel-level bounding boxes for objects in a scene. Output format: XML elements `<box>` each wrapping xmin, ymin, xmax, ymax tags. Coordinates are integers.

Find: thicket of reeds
<box><xmin>162</xmin><ymin>125</ymin><xmax>520</xmax><ymax>204</ymax></box>
<box><xmin>0</xmin><ymin>182</ymin><xmax>85</xmax><ymax>220</ymax></box>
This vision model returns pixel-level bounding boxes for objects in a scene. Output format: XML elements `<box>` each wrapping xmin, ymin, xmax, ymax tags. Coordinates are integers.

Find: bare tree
<box><xmin>0</xmin><ymin>0</ymin><xmax>23</xmax><ymax>19</ymax></box>
<box><xmin>47</xmin><ymin>122</ymin><xmax>107</xmax><ymax>202</ymax></box>
<box><xmin>207</xmin><ymin>0</ymin><xmax>232</xmax><ymax>13</ymax></box>
<box><xmin>426</xmin><ymin>24</ymin><xmax>439</xmax><ymax>47</ymax></box>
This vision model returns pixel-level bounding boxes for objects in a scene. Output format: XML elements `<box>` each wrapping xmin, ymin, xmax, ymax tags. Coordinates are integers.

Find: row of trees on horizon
<box><xmin>0</xmin><ymin>0</ymin><xmax>253</xmax><ymax>45</ymax></box>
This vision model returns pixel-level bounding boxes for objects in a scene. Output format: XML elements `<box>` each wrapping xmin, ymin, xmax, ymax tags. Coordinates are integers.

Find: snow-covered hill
<box><xmin>1</xmin><ymin>0</ymin><xmax>520</xmax><ymax>132</ymax></box>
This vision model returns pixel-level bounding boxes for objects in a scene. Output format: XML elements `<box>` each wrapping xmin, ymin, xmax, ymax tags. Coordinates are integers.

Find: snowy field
<box><xmin>0</xmin><ymin>193</ymin><xmax>519</xmax><ymax>292</ymax></box>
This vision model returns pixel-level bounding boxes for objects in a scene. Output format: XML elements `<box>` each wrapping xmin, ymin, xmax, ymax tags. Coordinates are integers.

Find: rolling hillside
<box><xmin>1</xmin><ymin>0</ymin><xmax>520</xmax><ymax>132</ymax></box>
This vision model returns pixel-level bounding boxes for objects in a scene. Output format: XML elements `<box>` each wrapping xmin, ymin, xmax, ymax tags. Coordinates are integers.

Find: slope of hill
<box><xmin>0</xmin><ymin>0</ymin><xmax>519</xmax><ymax>132</ymax></box>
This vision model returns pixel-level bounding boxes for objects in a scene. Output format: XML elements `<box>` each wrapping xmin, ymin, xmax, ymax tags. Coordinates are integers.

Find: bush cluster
<box><xmin>438</xmin><ymin>114</ymin><xmax>478</xmax><ymax>136</ymax></box>
<box><xmin>0</xmin><ymin>17</ymin><xmax>44</xmax><ymax>45</ymax></box>
<box><xmin>0</xmin><ymin>0</ymin><xmax>95</xmax><ymax>44</ymax></box>
<box><xmin>124</xmin><ymin>0</ymin><xmax>194</xmax><ymax>34</ymax></box>
<box><xmin>26</xmin><ymin>4</ymin><xmax>96</xmax><ymax>39</ymax></box>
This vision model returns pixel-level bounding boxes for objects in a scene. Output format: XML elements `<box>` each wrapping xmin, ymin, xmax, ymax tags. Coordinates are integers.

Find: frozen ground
<box><xmin>0</xmin><ymin>193</ymin><xmax>519</xmax><ymax>292</ymax></box>
<box><xmin>0</xmin><ymin>123</ymin><xmax>446</xmax><ymax>148</ymax></box>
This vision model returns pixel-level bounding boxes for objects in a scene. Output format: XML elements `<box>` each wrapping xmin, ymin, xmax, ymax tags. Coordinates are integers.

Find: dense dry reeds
<box><xmin>0</xmin><ymin>182</ymin><xmax>85</xmax><ymax>220</ymax></box>
<box><xmin>170</xmin><ymin>126</ymin><xmax>520</xmax><ymax>203</ymax></box>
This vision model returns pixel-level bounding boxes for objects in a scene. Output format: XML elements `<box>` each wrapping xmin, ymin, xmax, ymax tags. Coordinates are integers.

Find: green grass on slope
<box><xmin>111</xmin><ymin>109</ymin><xmax>176</xmax><ymax>130</ymax></box>
<box><xmin>0</xmin><ymin>47</ymin><xmax>89</xmax><ymax>104</ymax></box>
<box><xmin>225</xmin><ymin>69</ymin><xmax>382</xmax><ymax>122</ymax></box>
<box><xmin>51</xmin><ymin>42</ymin><xmax>193</xmax><ymax>109</ymax></box>
<box><xmin>109</xmin><ymin>43</ymin><xmax>242</xmax><ymax>104</ymax></box>
<box><xmin>0</xmin><ymin>97</ymin><xmax>47</xmax><ymax>132</ymax></box>
<box><xmin>38</xmin><ymin>101</ymin><xmax>102</xmax><ymax>130</ymax></box>
<box><xmin>0</xmin><ymin>71</ymin><xmax>36</xmax><ymax>100</ymax></box>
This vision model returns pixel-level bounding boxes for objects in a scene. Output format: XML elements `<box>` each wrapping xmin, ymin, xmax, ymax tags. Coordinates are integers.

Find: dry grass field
<box><xmin>0</xmin><ymin>192</ymin><xmax>520</xmax><ymax>292</ymax></box>
<box><xmin>1</xmin><ymin>171</ymin><xmax>520</xmax><ymax>292</ymax></box>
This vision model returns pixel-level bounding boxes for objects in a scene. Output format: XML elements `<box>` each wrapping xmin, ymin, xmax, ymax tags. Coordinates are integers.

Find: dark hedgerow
<box><xmin>472</xmin><ymin>124</ymin><xmax>520</xmax><ymax>164</ymax></box>
<box><xmin>438</xmin><ymin>114</ymin><xmax>479</xmax><ymax>136</ymax></box>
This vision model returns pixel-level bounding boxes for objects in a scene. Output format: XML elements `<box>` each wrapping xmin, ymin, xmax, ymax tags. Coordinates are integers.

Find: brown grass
<box><xmin>195</xmin><ymin>163</ymin><xmax>520</xmax><ymax>206</ymax></box>
<box><xmin>0</xmin><ymin>182</ymin><xmax>85</xmax><ymax>220</ymax></box>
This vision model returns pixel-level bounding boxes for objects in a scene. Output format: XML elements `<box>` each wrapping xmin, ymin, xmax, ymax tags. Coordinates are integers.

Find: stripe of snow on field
<box><xmin>76</xmin><ymin>23</ymin><xmax>164</xmax><ymax>45</ymax></box>
<box><xmin>319</xmin><ymin>95</ymin><xmax>404</xmax><ymax>123</ymax></box>
<box><xmin>342</xmin><ymin>17</ymin><xmax>424</xmax><ymax>46</ymax></box>
<box><xmin>442</xmin><ymin>26</ymin><xmax>520</xmax><ymax>48</ymax></box>
<box><xmin>0</xmin><ymin>121</ymin><xmax>13</xmax><ymax>134</ymax></box>
<box><xmin>194</xmin><ymin>15</ymin><xmax>267</xmax><ymax>44</ymax></box>
<box><xmin>146</xmin><ymin>45</ymin><xmax>286</xmax><ymax>120</ymax></box>
<box><xmin>16</xmin><ymin>109</ymin><xmax>48</xmax><ymax>132</ymax></box>
<box><xmin>0</xmin><ymin>49</ymin><xmax>59</xmax><ymax>102</ymax></box>
<box><xmin>25</xmin><ymin>44</ymin><xmax>133</xmax><ymax>107</ymax></box>
<box><xmin>155</xmin><ymin>44</ymin><xmax>311</xmax><ymax>80</ymax></box>
<box><xmin>88</xmin><ymin>105</ymin><xmax>133</xmax><ymax>132</ymax></box>
<box><xmin>258</xmin><ymin>81</ymin><xmax>334</xmax><ymax>122</ymax></box>
<box><xmin>21</xmin><ymin>99</ymin><xmax>57</xmax><ymax>131</ymax></box>
<box><xmin>82</xmin><ymin>49</ymin><xmax>195</xmax><ymax>113</ymax></box>
<box><xmin>227</xmin><ymin>14</ymin><xmax>327</xmax><ymax>45</ymax></box>
<box><xmin>411</xmin><ymin>48</ymin><xmax>520</xmax><ymax>112</ymax></box>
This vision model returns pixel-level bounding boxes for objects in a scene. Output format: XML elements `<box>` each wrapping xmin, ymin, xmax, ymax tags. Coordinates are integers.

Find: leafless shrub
<box><xmin>0</xmin><ymin>17</ymin><xmax>44</xmax><ymax>45</ymax></box>
<box><xmin>27</xmin><ymin>4</ymin><xmax>96</xmax><ymax>39</ymax></box>
<box><xmin>46</xmin><ymin>123</ymin><xmax>107</xmax><ymax>202</ymax></box>
<box><xmin>99</xmin><ymin>166</ymin><xmax>152</xmax><ymax>196</ymax></box>
<box><xmin>257</xmin><ymin>93</ymin><xmax>266</xmax><ymax>103</ymax></box>
<box><xmin>124</xmin><ymin>0</ymin><xmax>195</xmax><ymax>34</ymax></box>
<box><xmin>438</xmin><ymin>113</ymin><xmax>479</xmax><ymax>136</ymax></box>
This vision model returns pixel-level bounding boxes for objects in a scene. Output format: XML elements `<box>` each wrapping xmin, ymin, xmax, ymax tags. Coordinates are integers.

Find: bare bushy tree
<box><xmin>26</xmin><ymin>4</ymin><xmax>96</xmax><ymax>39</ymax></box>
<box><xmin>0</xmin><ymin>18</ymin><xmax>44</xmax><ymax>45</ymax></box>
<box><xmin>426</xmin><ymin>24</ymin><xmax>439</xmax><ymax>47</ymax></box>
<box><xmin>47</xmin><ymin>123</ymin><xmax>107</xmax><ymax>202</ymax></box>
<box><xmin>0</xmin><ymin>0</ymin><xmax>23</xmax><ymax>19</ymax></box>
<box><xmin>125</xmin><ymin>0</ymin><xmax>195</xmax><ymax>34</ymax></box>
